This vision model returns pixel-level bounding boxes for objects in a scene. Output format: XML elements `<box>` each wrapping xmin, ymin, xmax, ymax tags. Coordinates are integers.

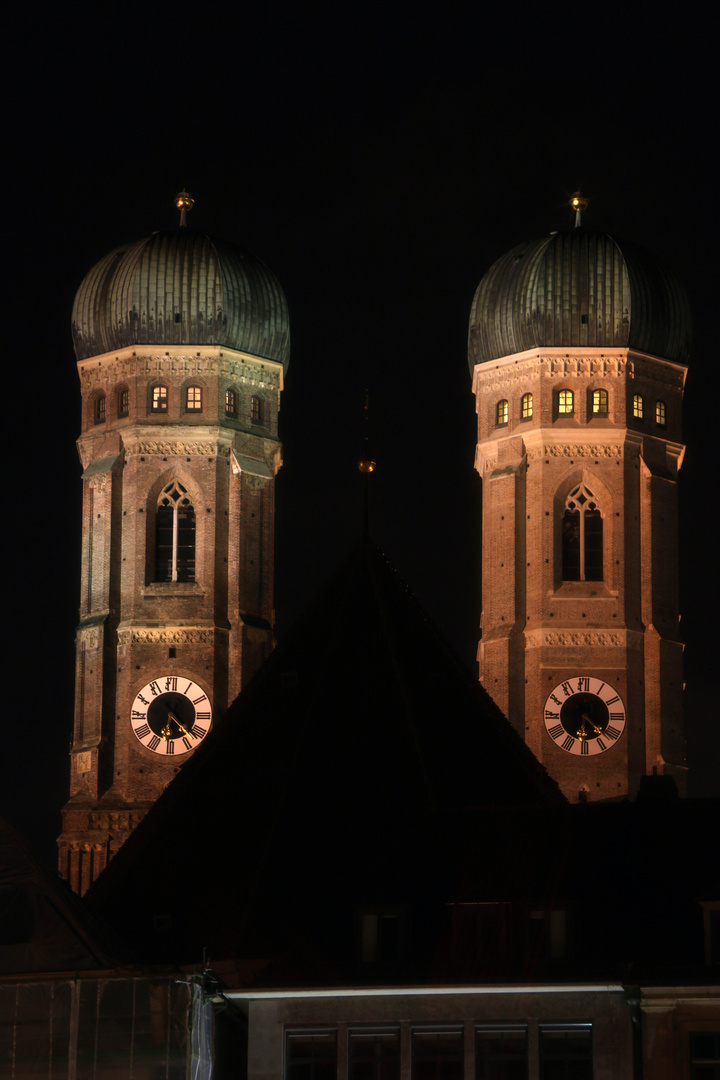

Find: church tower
<box><xmin>59</xmin><ymin>196</ymin><xmax>290</xmax><ymax>892</ymax></box>
<box><xmin>470</xmin><ymin>206</ymin><xmax>691</xmax><ymax>802</ymax></box>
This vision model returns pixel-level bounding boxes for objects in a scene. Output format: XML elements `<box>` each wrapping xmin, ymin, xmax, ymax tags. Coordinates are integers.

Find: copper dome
<box><xmin>468</xmin><ymin>230</ymin><xmax>691</xmax><ymax>370</ymax></box>
<box><xmin>72</xmin><ymin>229</ymin><xmax>290</xmax><ymax>368</ymax></box>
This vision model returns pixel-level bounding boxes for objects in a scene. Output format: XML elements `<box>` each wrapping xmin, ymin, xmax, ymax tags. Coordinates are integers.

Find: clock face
<box><xmin>130</xmin><ymin>676</ymin><xmax>212</xmax><ymax>756</ymax></box>
<box><xmin>544</xmin><ymin>676</ymin><xmax>626</xmax><ymax>756</ymax></box>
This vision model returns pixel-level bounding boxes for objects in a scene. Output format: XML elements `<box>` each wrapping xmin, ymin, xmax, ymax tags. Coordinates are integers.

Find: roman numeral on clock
<box><xmin>548</xmin><ymin>724</ymin><xmax>564</xmax><ymax>741</ymax></box>
<box><xmin>191</xmin><ymin>725</ymin><xmax>207</xmax><ymax>739</ymax></box>
<box><xmin>196</xmin><ymin>711</ymin><xmax>211</xmax><ymax>721</ymax></box>
<box><xmin>605</xmin><ymin>726</ymin><xmax>621</xmax><ymax>741</ymax></box>
<box><xmin>561</xmin><ymin>735</ymin><xmax>575</xmax><ymax>751</ymax></box>
<box><xmin>134</xmin><ymin>724</ymin><xmax>151</xmax><ymax>739</ymax></box>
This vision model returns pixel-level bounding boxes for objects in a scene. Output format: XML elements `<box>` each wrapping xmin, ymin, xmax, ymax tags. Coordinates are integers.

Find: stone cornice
<box><xmin>78</xmin><ymin>345</ymin><xmax>283</xmax><ymax>391</ymax></box>
<box><xmin>524</xmin><ymin>628</ymin><xmax>644</xmax><ymax>650</ymax></box>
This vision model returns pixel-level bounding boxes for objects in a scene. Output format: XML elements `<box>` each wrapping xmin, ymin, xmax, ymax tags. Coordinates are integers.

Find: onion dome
<box><xmin>468</xmin><ymin>229</ymin><xmax>691</xmax><ymax>370</ymax></box>
<box><xmin>72</xmin><ymin>228</ymin><xmax>290</xmax><ymax>368</ymax></box>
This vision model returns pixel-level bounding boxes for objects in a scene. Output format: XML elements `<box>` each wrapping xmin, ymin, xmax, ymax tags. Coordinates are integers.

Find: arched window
<box><xmin>496</xmin><ymin>399</ymin><xmax>508</xmax><ymax>426</ymax></box>
<box><xmin>521</xmin><ymin>392</ymin><xmax>533</xmax><ymax>419</ymax></box>
<box><xmin>655</xmin><ymin>400</ymin><xmax>667</xmax><ymax>427</ymax></box>
<box><xmin>251</xmin><ymin>395</ymin><xmax>263</xmax><ymax>425</ymax></box>
<box><xmin>557</xmin><ymin>389</ymin><xmax>574</xmax><ymax>416</ymax></box>
<box><xmin>562</xmin><ymin>483</ymin><xmax>603</xmax><ymax>581</ymax></box>
<box><xmin>225</xmin><ymin>387</ymin><xmax>238</xmax><ymax>417</ymax></box>
<box><xmin>151</xmin><ymin>385</ymin><xmax>168</xmax><ymax>413</ymax></box>
<box><xmin>117</xmin><ymin>387</ymin><xmax>129</xmax><ymax>418</ymax></box>
<box><xmin>155</xmin><ymin>481</ymin><xmax>196</xmax><ymax>582</ymax></box>
<box><xmin>186</xmin><ymin>385</ymin><xmax>202</xmax><ymax>412</ymax></box>
<box><xmin>633</xmin><ymin>394</ymin><xmax>644</xmax><ymax>420</ymax></box>
<box><xmin>94</xmin><ymin>394</ymin><xmax>106</xmax><ymax>425</ymax></box>
<box><xmin>592</xmin><ymin>388</ymin><xmax>608</xmax><ymax>415</ymax></box>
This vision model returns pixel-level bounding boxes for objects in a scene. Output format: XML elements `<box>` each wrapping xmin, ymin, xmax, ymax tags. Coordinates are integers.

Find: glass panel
<box><xmin>497</xmin><ymin>400</ymin><xmax>508</xmax><ymax>425</ymax></box>
<box><xmin>558</xmin><ymin>390</ymin><xmax>573</xmax><ymax>415</ymax></box>
<box><xmin>176</xmin><ymin>506</ymin><xmax>196</xmax><ymax>581</ymax></box>
<box><xmin>286</xmin><ymin>1031</ymin><xmax>337</xmax><ymax>1080</ymax></box>
<box><xmin>656</xmin><ymin>400</ymin><xmax>666</xmax><ymax>426</ymax></box>
<box><xmin>521</xmin><ymin>393</ymin><xmax>533</xmax><ymax>419</ymax></box>
<box><xmin>350</xmin><ymin>1030</ymin><xmax>400</xmax><ymax>1080</ymax></box>
<box><xmin>592</xmin><ymin>389</ymin><xmax>608</xmax><ymax>414</ymax></box>
<box><xmin>251</xmin><ymin>395</ymin><xmax>263</xmax><ymax>423</ymax></box>
<box><xmin>583</xmin><ymin>510</ymin><xmax>603</xmax><ymax>581</ymax></box>
<box><xmin>155</xmin><ymin>506</ymin><xmax>174</xmax><ymax>581</ymax></box>
<box><xmin>476</xmin><ymin>1028</ymin><xmax>528</xmax><ymax>1080</ymax></box>
<box><xmin>152</xmin><ymin>386</ymin><xmax>168</xmax><ymax>412</ymax></box>
<box><xmin>633</xmin><ymin>394</ymin><xmax>644</xmax><ymax>419</ymax></box>
<box><xmin>412</xmin><ymin>1029</ymin><xmax>463</xmax><ymax>1080</ymax></box>
<box><xmin>539</xmin><ymin>1027</ymin><xmax>592</xmax><ymax>1080</ymax></box>
<box><xmin>562</xmin><ymin>510</ymin><xmax>580</xmax><ymax>580</ymax></box>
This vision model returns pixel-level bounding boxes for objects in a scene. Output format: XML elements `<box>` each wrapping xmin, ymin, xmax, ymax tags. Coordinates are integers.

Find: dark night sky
<box><xmin>3</xmin><ymin>1</ymin><xmax>717</xmax><ymax>864</ymax></box>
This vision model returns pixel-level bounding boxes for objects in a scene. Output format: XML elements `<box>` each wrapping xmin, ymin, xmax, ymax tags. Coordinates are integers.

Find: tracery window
<box><xmin>186</xmin><ymin>385</ymin><xmax>202</xmax><ymax>412</ymax></box>
<box><xmin>117</xmin><ymin>387</ymin><xmax>129</xmax><ymax>418</ymax></box>
<box><xmin>496</xmin><ymin>399</ymin><xmax>509</xmax><ymax>426</ymax></box>
<box><xmin>592</xmin><ymin>388</ymin><xmax>608</xmax><ymax>414</ymax></box>
<box><xmin>557</xmin><ymin>389</ymin><xmax>574</xmax><ymax>416</ymax></box>
<box><xmin>562</xmin><ymin>483</ymin><xmax>603</xmax><ymax>582</ymax></box>
<box><xmin>225</xmin><ymin>387</ymin><xmax>238</xmax><ymax>417</ymax></box>
<box><xmin>151</xmin><ymin>385</ymin><xmax>168</xmax><ymax>413</ymax></box>
<box><xmin>251</xmin><ymin>395</ymin><xmax>263</xmax><ymax>425</ymax></box>
<box><xmin>656</xmin><ymin>399</ymin><xmax>667</xmax><ymax>427</ymax></box>
<box><xmin>521</xmin><ymin>392</ymin><xmax>533</xmax><ymax>419</ymax></box>
<box><xmin>633</xmin><ymin>394</ymin><xmax>644</xmax><ymax>420</ymax></box>
<box><xmin>155</xmin><ymin>481</ymin><xmax>196</xmax><ymax>582</ymax></box>
<box><xmin>94</xmin><ymin>394</ymin><xmax>106</xmax><ymax>425</ymax></box>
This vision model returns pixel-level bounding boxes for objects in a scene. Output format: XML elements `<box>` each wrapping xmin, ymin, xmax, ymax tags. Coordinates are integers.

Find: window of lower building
<box><xmin>155</xmin><ymin>481</ymin><xmax>196</xmax><ymax>582</ymax></box>
<box><xmin>251</xmin><ymin>394</ymin><xmax>264</xmax><ymax>424</ymax></box>
<box><xmin>539</xmin><ymin>1025</ymin><xmax>592</xmax><ymax>1080</ymax></box>
<box><xmin>656</xmin><ymin>399</ymin><xmax>667</xmax><ymax>427</ymax></box>
<box><xmin>151</xmin><ymin>385</ymin><xmax>168</xmax><ymax>413</ymax></box>
<box><xmin>186</xmin><ymin>385</ymin><xmax>202</xmax><ymax>412</ymax></box>
<box><xmin>94</xmin><ymin>394</ymin><xmax>106</xmax><ymax>424</ymax></box>
<box><xmin>690</xmin><ymin>1033</ymin><xmax>720</xmax><ymax>1079</ymax></box>
<box><xmin>632</xmin><ymin>394</ymin><xmax>644</xmax><ymax>420</ymax></box>
<box><xmin>349</xmin><ymin>1029</ymin><xmax>400</xmax><ymax>1080</ymax></box>
<box><xmin>591</xmin><ymin>388</ymin><xmax>608</xmax><ymax>415</ymax></box>
<box><xmin>496</xmin><ymin>399</ymin><xmax>509</xmax><ymax>426</ymax></box>
<box><xmin>118</xmin><ymin>388</ymin><xmax>129</xmax><ymax>418</ymax></box>
<box><xmin>286</xmin><ymin>1031</ymin><xmax>337</xmax><ymax>1080</ymax></box>
<box><xmin>475</xmin><ymin>1027</ymin><xmax>527</xmax><ymax>1080</ymax></box>
<box><xmin>521</xmin><ymin>393</ymin><xmax>533</xmax><ymax>420</ymax></box>
<box><xmin>562</xmin><ymin>484</ymin><xmax>603</xmax><ymax>582</ymax></box>
<box><xmin>412</xmin><ymin>1029</ymin><xmax>463</xmax><ymax>1080</ymax></box>
<box><xmin>557</xmin><ymin>389</ymin><xmax>574</xmax><ymax>416</ymax></box>
<box><xmin>225</xmin><ymin>387</ymin><xmax>238</xmax><ymax>417</ymax></box>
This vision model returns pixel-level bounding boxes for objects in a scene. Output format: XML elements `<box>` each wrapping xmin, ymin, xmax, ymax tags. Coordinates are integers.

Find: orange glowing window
<box><xmin>521</xmin><ymin>393</ymin><xmax>533</xmax><ymax>419</ymax></box>
<box><xmin>557</xmin><ymin>389</ymin><xmax>574</xmax><ymax>415</ymax></box>
<box><xmin>592</xmin><ymin>389</ymin><xmax>608</xmax><ymax>414</ymax></box>
<box><xmin>496</xmin><ymin>399</ymin><xmax>509</xmax><ymax>426</ymax></box>
<box><xmin>151</xmin><ymin>386</ymin><xmax>168</xmax><ymax>413</ymax></box>
<box><xmin>186</xmin><ymin>386</ymin><xmax>202</xmax><ymax>412</ymax></box>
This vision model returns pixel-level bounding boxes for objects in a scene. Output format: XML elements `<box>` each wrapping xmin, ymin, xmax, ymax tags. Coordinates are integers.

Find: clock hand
<box><xmin>165</xmin><ymin>707</ymin><xmax>192</xmax><ymax>739</ymax></box>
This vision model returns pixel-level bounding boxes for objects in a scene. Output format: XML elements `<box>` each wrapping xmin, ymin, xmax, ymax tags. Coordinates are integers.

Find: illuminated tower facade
<box><xmin>59</xmin><ymin>198</ymin><xmax>289</xmax><ymax>891</ymax></box>
<box><xmin>469</xmin><ymin>217</ymin><xmax>691</xmax><ymax>802</ymax></box>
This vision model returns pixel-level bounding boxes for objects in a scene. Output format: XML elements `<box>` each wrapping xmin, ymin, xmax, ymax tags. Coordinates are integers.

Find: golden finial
<box><xmin>175</xmin><ymin>190</ymin><xmax>195</xmax><ymax>227</ymax></box>
<box><xmin>570</xmin><ymin>191</ymin><xmax>588</xmax><ymax>228</ymax></box>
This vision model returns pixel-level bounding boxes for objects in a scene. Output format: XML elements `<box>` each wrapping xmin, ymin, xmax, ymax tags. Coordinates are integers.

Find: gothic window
<box><xmin>592</xmin><ymin>388</ymin><xmax>608</xmax><ymax>414</ymax></box>
<box><xmin>155</xmin><ymin>481</ymin><xmax>196</xmax><ymax>582</ymax></box>
<box><xmin>93</xmin><ymin>394</ymin><xmax>106</xmax><ymax>425</ymax></box>
<box><xmin>186</xmin><ymin>385</ymin><xmax>202</xmax><ymax>412</ymax></box>
<box><xmin>117</xmin><ymin>387</ymin><xmax>129</xmax><ymax>418</ymax></box>
<box><xmin>562</xmin><ymin>483</ymin><xmax>603</xmax><ymax>581</ymax></box>
<box><xmin>496</xmin><ymin>399</ymin><xmax>509</xmax><ymax>426</ymax></box>
<box><xmin>633</xmin><ymin>394</ymin><xmax>644</xmax><ymax>420</ymax></box>
<box><xmin>251</xmin><ymin>394</ymin><xmax>263</xmax><ymax>425</ymax></box>
<box><xmin>656</xmin><ymin>399</ymin><xmax>667</xmax><ymax>427</ymax></box>
<box><xmin>521</xmin><ymin>392</ymin><xmax>533</xmax><ymax>419</ymax></box>
<box><xmin>225</xmin><ymin>387</ymin><xmax>238</xmax><ymax>417</ymax></box>
<box><xmin>151</xmin><ymin>385</ymin><xmax>168</xmax><ymax>413</ymax></box>
<box><xmin>557</xmin><ymin>389</ymin><xmax>574</xmax><ymax>416</ymax></box>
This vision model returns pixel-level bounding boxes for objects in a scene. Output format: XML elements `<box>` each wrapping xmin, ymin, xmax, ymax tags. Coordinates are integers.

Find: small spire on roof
<box><xmin>570</xmin><ymin>191</ymin><xmax>588</xmax><ymax>228</ymax></box>
<box><xmin>357</xmin><ymin>389</ymin><xmax>376</xmax><ymax>536</ymax></box>
<box><xmin>174</xmin><ymin>190</ymin><xmax>195</xmax><ymax>227</ymax></box>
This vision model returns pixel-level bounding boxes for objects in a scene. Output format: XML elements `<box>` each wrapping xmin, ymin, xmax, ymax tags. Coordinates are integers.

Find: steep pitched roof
<box><xmin>87</xmin><ymin>539</ymin><xmax>563</xmax><ymax>967</ymax></box>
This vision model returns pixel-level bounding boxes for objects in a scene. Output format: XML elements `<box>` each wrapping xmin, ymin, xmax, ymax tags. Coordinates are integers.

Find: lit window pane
<box><xmin>521</xmin><ymin>393</ymin><xmax>533</xmax><ymax>419</ymax></box>
<box><xmin>558</xmin><ymin>390</ymin><xmax>573</xmax><ymax>415</ymax></box>
<box><xmin>655</xmin><ymin>400</ymin><xmax>666</xmax><ymax>426</ymax></box>
<box><xmin>186</xmin><ymin>386</ymin><xmax>202</xmax><ymax>411</ymax></box>
<box><xmin>632</xmin><ymin>394</ymin><xmax>644</xmax><ymax>420</ymax></box>
<box><xmin>592</xmin><ymin>389</ymin><xmax>608</xmax><ymax>414</ymax></box>
<box><xmin>496</xmin><ymin>399</ymin><xmax>508</xmax><ymax>425</ymax></box>
<box><xmin>152</xmin><ymin>386</ymin><xmax>168</xmax><ymax>413</ymax></box>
